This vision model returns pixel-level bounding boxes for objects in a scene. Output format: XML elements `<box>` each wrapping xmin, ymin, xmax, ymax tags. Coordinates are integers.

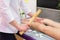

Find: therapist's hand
<box><xmin>22</xmin><ymin>18</ymin><xmax>60</xmax><ymax>40</ymax></box>
<box><xmin>19</xmin><ymin>24</ymin><xmax>29</xmax><ymax>32</ymax></box>
<box><xmin>10</xmin><ymin>20</ymin><xmax>29</xmax><ymax>32</ymax></box>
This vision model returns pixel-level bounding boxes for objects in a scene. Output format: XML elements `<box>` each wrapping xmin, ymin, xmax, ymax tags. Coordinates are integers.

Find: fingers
<box><xmin>28</xmin><ymin>13</ymin><xmax>33</xmax><ymax>17</ymax></box>
<box><xmin>41</xmin><ymin>19</ymin><xmax>60</xmax><ymax>28</ymax></box>
<box><xmin>33</xmin><ymin>17</ymin><xmax>60</xmax><ymax>28</ymax></box>
<box><xmin>25</xmin><ymin>24</ymin><xmax>30</xmax><ymax>29</ymax></box>
<box><xmin>20</xmin><ymin>24</ymin><xmax>29</xmax><ymax>32</ymax></box>
<box><xmin>26</xmin><ymin>12</ymin><xmax>60</xmax><ymax>28</ymax></box>
<box><xmin>34</xmin><ymin>17</ymin><xmax>44</xmax><ymax>23</ymax></box>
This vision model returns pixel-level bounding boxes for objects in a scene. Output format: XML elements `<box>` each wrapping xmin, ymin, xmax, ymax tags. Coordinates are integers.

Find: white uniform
<box><xmin>0</xmin><ymin>0</ymin><xmax>31</xmax><ymax>33</ymax></box>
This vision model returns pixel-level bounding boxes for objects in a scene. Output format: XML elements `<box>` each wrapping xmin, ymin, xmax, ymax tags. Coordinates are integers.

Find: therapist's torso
<box><xmin>0</xmin><ymin>0</ymin><xmax>30</xmax><ymax>33</ymax></box>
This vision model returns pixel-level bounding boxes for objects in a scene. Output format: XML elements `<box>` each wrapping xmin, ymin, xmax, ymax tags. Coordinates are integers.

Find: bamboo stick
<box><xmin>19</xmin><ymin>9</ymin><xmax>42</xmax><ymax>35</ymax></box>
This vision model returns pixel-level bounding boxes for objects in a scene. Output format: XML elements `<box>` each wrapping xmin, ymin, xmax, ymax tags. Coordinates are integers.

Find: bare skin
<box><xmin>22</xmin><ymin>17</ymin><xmax>60</xmax><ymax>40</ymax></box>
<box><xmin>28</xmin><ymin>13</ymin><xmax>60</xmax><ymax>40</ymax></box>
<box><xmin>9</xmin><ymin>20</ymin><xmax>29</xmax><ymax>32</ymax></box>
<box><xmin>9</xmin><ymin>12</ymin><xmax>33</xmax><ymax>32</ymax></box>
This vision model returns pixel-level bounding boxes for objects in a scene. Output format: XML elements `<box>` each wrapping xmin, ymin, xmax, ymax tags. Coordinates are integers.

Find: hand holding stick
<box><xmin>19</xmin><ymin>9</ymin><xmax>42</xmax><ymax>35</ymax></box>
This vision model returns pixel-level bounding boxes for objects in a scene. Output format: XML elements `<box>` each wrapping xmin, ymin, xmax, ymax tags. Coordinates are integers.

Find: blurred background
<box><xmin>37</xmin><ymin>0</ymin><xmax>60</xmax><ymax>9</ymax></box>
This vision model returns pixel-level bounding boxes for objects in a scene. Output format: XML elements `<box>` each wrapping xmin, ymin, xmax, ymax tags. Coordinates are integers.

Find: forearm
<box><xmin>40</xmin><ymin>26</ymin><xmax>60</xmax><ymax>40</ymax></box>
<box><xmin>30</xmin><ymin>22</ymin><xmax>60</xmax><ymax>40</ymax></box>
<box><xmin>9</xmin><ymin>20</ymin><xmax>21</xmax><ymax>31</ymax></box>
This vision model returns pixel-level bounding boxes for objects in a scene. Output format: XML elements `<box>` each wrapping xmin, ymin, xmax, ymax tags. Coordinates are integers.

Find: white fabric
<box><xmin>0</xmin><ymin>0</ymin><xmax>31</xmax><ymax>33</ymax></box>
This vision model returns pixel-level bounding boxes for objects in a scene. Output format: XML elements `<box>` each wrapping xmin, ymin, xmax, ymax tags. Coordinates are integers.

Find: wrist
<box><xmin>16</xmin><ymin>25</ymin><xmax>22</xmax><ymax>31</ymax></box>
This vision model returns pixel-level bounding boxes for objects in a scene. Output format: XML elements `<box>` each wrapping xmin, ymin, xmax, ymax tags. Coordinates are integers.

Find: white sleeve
<box><xmin>20</xmin><ymin>0</ymin><xmax>31</xmax><ymax>14</ymax></box>
<box><xmin>6</xmin><ymin>7</ymin><xmax>15</xmax><ymax>23</ymax></box>
<box><xmin>4</xmin><ymin>0</ymin><xmax>15</xmax><ymax>23</ymax></box>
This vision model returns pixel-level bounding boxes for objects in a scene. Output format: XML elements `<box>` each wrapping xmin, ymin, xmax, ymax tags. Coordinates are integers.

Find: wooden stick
<box><xmin>29</xmin><ymin>9</ymin><xmax>41</xmax><ymax>25</ymax></box>
<box><xmin>19</xmin><ymin>9</ymin><xmax>42</xmax><ymax>35</ymax></box>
